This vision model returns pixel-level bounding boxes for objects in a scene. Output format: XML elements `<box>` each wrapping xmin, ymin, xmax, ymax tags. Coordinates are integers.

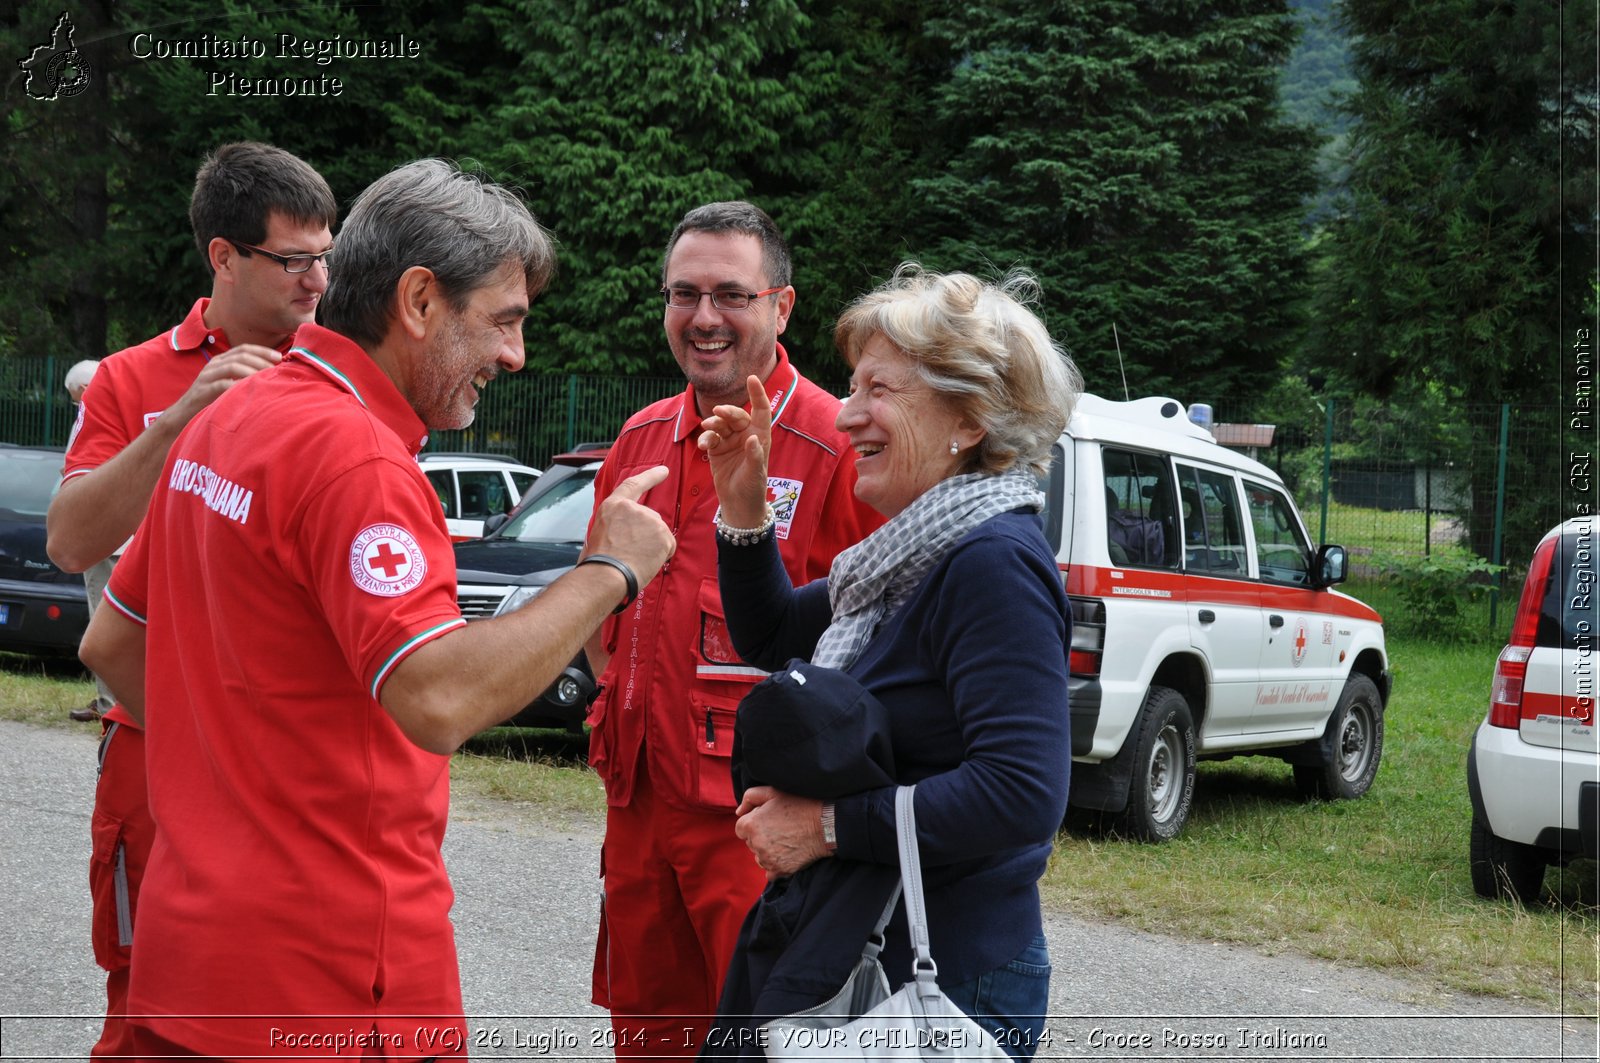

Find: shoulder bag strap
<box><xmin>860</xmin><ymin>879</ymin><xmax>903</xmax><ymax>964</ymax></box>
<box><xmin>894</xmin><ymin>784</ymin><xmax>942</xmax><ymax>999</ymax></box>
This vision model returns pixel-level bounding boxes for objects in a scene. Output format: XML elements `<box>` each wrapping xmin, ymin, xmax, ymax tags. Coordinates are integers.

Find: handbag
<box><xmin>759</xmin><ymin>785</ymin><xmax>1010</xmax><ymax>1061</ymax></box>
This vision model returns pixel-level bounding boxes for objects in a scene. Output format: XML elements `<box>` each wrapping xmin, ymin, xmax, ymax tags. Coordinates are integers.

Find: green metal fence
<box><xmin>421</xmin><ymin>372</ymin><xmax>682</xmax><ymax>468</ymax></box>
<box><xmin>0</xmin><ymin>356</ymin><xmax>682</xmax><ymax>470</ymax></box>
<box><xmin>1203</xmin><ymin>397</ymin><xmax>1563</xmax><ymax>638</ymax></box>
<box><xmin>1223</xmin><ymin>399</ymin><xmax>1562</xmax><ymax>564</ymax></box>
<box><xmin>1</xmin><ymin>356</ymin><xmax>76</xmax><ymax>449</ymax></box>
<box><xmin>2</xmin><ymin>357</ymin><xmax>1568</xmax><ymax>637</ymax></box>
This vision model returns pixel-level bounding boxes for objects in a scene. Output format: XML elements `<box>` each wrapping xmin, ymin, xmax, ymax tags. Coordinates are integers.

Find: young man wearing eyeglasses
<box><xmin>44</xmin><ymin>141</ymin><xmax>336</xmax><ymax>1061</ymax></box>
<box><xmin>583</xmin><ymin>201</ymin><xmax>883</xmax><ymax>1058</ymax></box>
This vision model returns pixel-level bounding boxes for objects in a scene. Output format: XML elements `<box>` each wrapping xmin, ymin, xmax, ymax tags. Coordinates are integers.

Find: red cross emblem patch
<box><xmin>1292</xmin><ymin>618</ymin><xmax>1309</xmax><ymax>667</ymax></box>
<box><xmin>349</xmin><ymin>523</ymin><xmax>427</xmax><ymax>597</ymax></box>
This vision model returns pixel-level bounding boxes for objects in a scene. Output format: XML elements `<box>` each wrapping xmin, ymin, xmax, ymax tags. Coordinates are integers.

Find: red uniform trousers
<box><xmin>591</xmin><ymin>768</ymin><xmax>766</xmax><ymax>1058</ymax></box>
<box><xmin>89</xmin><ymin>722</ymin><xmax>154</xmax><ymax>1060</ymax></box>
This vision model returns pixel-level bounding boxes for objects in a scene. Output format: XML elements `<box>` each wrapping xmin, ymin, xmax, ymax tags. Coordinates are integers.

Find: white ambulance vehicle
<box><xmin>1043</xmin><ymin>395</ymin><xmax>1390</xmax><ymax>840</ymax></box>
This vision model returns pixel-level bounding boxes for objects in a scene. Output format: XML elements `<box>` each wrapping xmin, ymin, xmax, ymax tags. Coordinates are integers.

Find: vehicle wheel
<box><xmin>1469</xmin><ymin>808</ymin><xmax>1546</xmax><ymax>903</ymax></box>
<box><xmin>1294</xmin><ymin>674</ymin><xmax>1383</xmax><ymax>800</ymax></box>
<box><xmin>1111</xmin><ymin>686</ymin><xmax>1196</xmax><ymax>842</ymax></box>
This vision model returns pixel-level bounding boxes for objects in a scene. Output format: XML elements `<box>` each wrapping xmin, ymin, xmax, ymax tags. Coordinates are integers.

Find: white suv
<box><xmin>417</xmin><ymin>452</ymin><xmax>540</xmax><ymax>541</ymax></box>
<box><xmin>1468</xmin><ymin>516</ymin><xmax>1600</xmax><ymax>902</ymax></box>
<box><xmin>1047</xmin><ymin>396</ymin><xmax>1390</xmax><ymax>840</ymax></box>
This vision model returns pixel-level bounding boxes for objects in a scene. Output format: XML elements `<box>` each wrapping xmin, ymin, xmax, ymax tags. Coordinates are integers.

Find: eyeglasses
<box><xmin>227</xmin><ymin>239</ymin><xmax>333</xmax><ymax>274</ymax></box>
<box><xmin>661</xmin><ymin>286</ymin><xmax>783</xmax><ymax>312</ymax></box>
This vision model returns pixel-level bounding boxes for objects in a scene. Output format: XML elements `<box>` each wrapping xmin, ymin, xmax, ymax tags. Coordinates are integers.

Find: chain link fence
<box><xmin>1206</xmin><ymin>398</ymin><xmax>1563</xmax><ymax>640</ymax></box>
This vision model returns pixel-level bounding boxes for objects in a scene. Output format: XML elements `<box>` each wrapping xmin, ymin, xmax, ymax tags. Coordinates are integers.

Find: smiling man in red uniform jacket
<box><xmin>585</xmin><ymin>201</ymin><xmax>882</xmax><ymax>1057</ymax></box>
<box><xmin>45</xmin><ymin>141</ymin><xmax>337</xmax><ymax>1061</ymax></box>
<box><xmin>79</xmin><ymin>159</ymin><xmax>677</xmax><ymax>1062</ymax></box>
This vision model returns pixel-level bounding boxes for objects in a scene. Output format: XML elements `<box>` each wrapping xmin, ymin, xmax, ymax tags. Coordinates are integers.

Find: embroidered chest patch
<box><xmin>350</xmin><ymin>524</ymin><xmax>427</xmax><ymax>596</ymax></box>
<box><xmin>765</xmin><ymin>476</ymin><xmax>803</xmax><ymax>540</ymax></box>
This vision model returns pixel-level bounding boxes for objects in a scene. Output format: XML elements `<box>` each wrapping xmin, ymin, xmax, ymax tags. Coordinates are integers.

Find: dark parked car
<box><xmin>0</xmin><ymin>445</ymin><xmax>89</xmax><ymax>656</ymax></box>
<box><xmin>453</xmin><ymin>446</ymin><xmax>608</xmax><ymax>730</ymax></box>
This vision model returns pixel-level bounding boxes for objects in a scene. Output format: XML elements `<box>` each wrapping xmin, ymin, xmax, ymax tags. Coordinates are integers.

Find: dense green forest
<box><xmin>3</xmin><ymin>1</ymin><xmax>1592</xmax><ymax>474</ymax></box>
<box><xmin>4</xmin><ymin>0</ymin><xmax>1343</xmax><ymax>394</ymax></box>
<box><xmin>1283</xmin><ymin>0</ymin><xmax>1354</xmax><ymax>133</ymax></box>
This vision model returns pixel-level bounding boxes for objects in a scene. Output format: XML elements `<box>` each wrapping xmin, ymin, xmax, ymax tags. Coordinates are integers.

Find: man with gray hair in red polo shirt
<box><xmin>80</xmin><ymin>158</ymin><xmax>676</xmax><ymax>1061</ymax></box>
<box><xmin>48</xmin><ymin>142</ymin><xmax>337</xmax><ymax>1059</ymax></box>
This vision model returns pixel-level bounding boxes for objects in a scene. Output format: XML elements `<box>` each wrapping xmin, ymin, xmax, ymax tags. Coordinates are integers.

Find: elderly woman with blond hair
<box><xmin>698</xmin><ymin>264</ymin><xmax>1081</xmax><ymax>1059</ymax></box>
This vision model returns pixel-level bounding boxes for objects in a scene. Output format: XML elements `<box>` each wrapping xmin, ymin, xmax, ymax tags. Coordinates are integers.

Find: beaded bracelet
<box><xmin>715</xmin><ymin>504</ymin><xmax>776</xmax><ymax>547</ymax></box>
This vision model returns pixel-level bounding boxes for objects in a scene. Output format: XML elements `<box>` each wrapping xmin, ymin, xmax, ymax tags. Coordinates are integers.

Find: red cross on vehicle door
<box><xmin>1246</xmin><ymin>480</ymin><xmax>1339</xmax><ymax>734</ymax></box>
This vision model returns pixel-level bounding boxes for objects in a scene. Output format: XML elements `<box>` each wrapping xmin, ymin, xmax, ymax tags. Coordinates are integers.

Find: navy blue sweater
<box><xmin>718</xmin><ymin>509</ymin><xmax>1072</xmax><ymax>984</ymax></box>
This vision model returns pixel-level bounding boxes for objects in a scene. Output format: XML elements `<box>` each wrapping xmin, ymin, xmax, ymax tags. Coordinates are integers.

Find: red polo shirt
<box><xmin>63</xmin><ymin>298</ymin><xmax>276</xmax><ymax>731</ymax></box>
<box><xmin>105</xmin><ymin>323</ymin><xmax>467</xmax><ymax>1060</ymax></box>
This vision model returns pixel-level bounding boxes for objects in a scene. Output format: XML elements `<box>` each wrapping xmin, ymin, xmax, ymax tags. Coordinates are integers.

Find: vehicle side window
<box><xmin>1101</xmin><ymin>447</ymin><xmax>1178</xmax><ymax>569</ymax></box>
<box><xmin>512</xmin><ymin>471</ymin><xmax>537</xmax><ymax>498</ymax></box>
<box><xmin>1178</xmin><ymin>464</ymin><xmax>1247</xmax><ymax>575</ymax></box>
<box><xmin>1246</xmin><ymin>481</ymin><xmax>1312</xmax><ymax>585</ymax></box>
<box><xmin>458</xmin><ymin>471</ymin><xmax>508</xmax><ymax>518</ymax></box>
<box><xmin>425</xmin><ymin>470</ymin><xmax>456</xmax><ymax>519</ymax></box>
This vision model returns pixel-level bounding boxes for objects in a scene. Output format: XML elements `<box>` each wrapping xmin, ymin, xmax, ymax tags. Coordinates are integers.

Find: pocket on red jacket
<box><xmin>688</xmin><ymin>692</ymin><xmax>741</xmax><ymax>810</ymax></box>
<box><xmin>694</xmin><ymin>577</ymin><xmax>768</xmax><ymax>684</ymax></box>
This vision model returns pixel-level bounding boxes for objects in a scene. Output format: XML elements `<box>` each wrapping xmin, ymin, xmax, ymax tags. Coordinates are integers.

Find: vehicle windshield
<box><xmin>501</xmin><ymin>469</ymin><xmax>596</xmax><ymax>544</ymax></box>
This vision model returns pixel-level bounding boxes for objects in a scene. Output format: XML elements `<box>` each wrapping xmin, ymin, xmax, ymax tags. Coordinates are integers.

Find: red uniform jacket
<box><xmin>588</xmin><ymin>345</ymin><xmax>881</xmax><ymax>811</ymax></box>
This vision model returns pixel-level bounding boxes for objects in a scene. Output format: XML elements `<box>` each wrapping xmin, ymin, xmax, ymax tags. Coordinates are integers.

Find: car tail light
<box><xmin>1488</xmin><ymin>534</ymin><xmax>1558</xmax><ymax>728</ymax></box>
<box><xmin>1508</xmin><ymin>535</ymin><xmax>1557</xmax><ymax>650</ymax></box>
<box><xmin>1488</xmin><ymin>645</ymin><xmax>1530</xmax><ymax>728</ymax></box>
<box><xmin>1068</xmin><ymin>596</ymin><xmax>1106</xmax><ymax>677</ymax></box>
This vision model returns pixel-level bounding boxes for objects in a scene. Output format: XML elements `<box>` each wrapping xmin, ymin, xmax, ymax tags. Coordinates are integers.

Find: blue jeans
<box><xmin>941</xmin><ymin>933</ymin><xmax>1052</xmax><ymax>1060</ymax></box>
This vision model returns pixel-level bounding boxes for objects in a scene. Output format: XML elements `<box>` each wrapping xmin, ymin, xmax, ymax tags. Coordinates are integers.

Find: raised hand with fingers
<box><xmin>583</xmin><ymin>465</ymin><xmax>677</xmax><ymax>590</ymax></box>
<box><xmin>698</xmin><ymin>374</ymin><xmax>773</xmax><ymax>528</ymax></box>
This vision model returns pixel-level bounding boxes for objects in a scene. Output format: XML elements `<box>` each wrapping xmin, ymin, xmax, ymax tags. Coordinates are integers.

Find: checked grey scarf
<box><xmin>811</xmin><ymin>467</ymin><xmax>1044</xmax><ymax>671</ymax></box>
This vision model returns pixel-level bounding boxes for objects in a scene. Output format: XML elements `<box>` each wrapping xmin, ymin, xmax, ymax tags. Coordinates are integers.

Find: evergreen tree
<box><xmin>4</xmin><ymin>0</ymin><xmax>121</xmax><ymax>363</ymax></box>
<box><xmin>763</xmin><ymin>0</ymin><xmax>943</xmax><ymax>392</ymax></box>
<box><xmin>2</xmin><ymin>0</ymin><xmax>504</xmax><ymax>362</ymax></box>
<box><xmin>468</xmin><ymin>0</ymin><xmax>826</xmax><ymax>377</ymax></box>
<box><xmin>1315</xmin><ymin>0</ymin><xmax>1593</xmax><ymax>403</ymax></box>
<box><xmin>910</xmin><ymin>0</ymin><xmax>1320</xmax><ymax>402</ymax></box>
<box><xmin>1314</xmin><ymin>0</ymin><xmax>1595</xmax><ymax>559</ymax></box>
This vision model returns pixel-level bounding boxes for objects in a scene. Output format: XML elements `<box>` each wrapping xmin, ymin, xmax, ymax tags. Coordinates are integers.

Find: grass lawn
<box><xmin>6</xmin><ymin>637</ymin><xmax>1596</xmax><ymax>1014</ymax></box>
<box><xmin>1049</xmin><ymin>636</ymin><xmax>1598</xmax><ymax>1014</ymax></box>
<box><xmin>0</xmin><ymin>653</ymin><xmax>99</xmax><ymax>724</ymax></box>
<box><xmin>1315</xmin><ymin>499</ymin><xmax>1470</xmax><ymax>559</ymax></box>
